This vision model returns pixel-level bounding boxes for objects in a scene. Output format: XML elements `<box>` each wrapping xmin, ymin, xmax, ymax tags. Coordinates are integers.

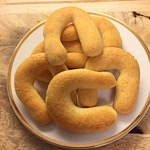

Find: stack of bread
<box><xmin>14</xmin><ymin>7</ymin><xmax>140</xmax><ymax>133</ymax></box>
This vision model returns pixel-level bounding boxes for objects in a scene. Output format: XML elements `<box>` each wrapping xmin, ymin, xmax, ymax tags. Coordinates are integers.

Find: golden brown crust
<box><xmin>65</xmin><ymin>53</ymin><xmax>88</xmax><ymax>69</ymax></box>
<box><xmin>31</xmin><ymin>41</ymin><xmax>53</xmax><ymax>82</ymax></box>
<box><xmin>93</xmin><ymin>17</ymin><xmax>122</xmax><ymax>48</ymax></box>
<box><xmin>32</xmin><ymin>16</ymin><xmax>122</xmax><ymax>83</ymax></box>
<box><xmin>62</xmin><ymin>40</ymin><xmax>83</xmax><ymax>53</ymax></box>
<box><xmin>15</xmin><ymin>54</ymin><xmax>52</xmax><ymax>125</ymax></box>
<box><xmin>76</xmin><ymin>17</ymin><xmax>122</xmax><ymax>107</ymax></box>
<box><xmin>78</xmin><ymin>89</ymin><xmax>98</xmax><ymax>107</ymax></box>
<box><xmin>61</xmin><ymin>23</ymin><xmax>78</xmax><ymax>42</ymax></box>
<box><xmin>31</xmin><ymin>41</ymin><xmax>86</xmax><ymax>82</ymax></box>
<box><xmin>83</xmin><ymin>47</ymin><xmax>140</xmax><ymax>115</ymax></box>
<box><xmin>60</xmin><ymin>16</ymin><xmax>122</xmax><ymax>48</ymax></box>
<box><xmin>43</xmin><ymin>7</ymin><xmax>103</xmax><ymax>65</ymax></box>
<box><xmin>31</xmin><ymin>41</ymin><xmax>44</xmax><ymax>55</ymax></box>
<box><xmin>14</xmin><ymin>54</ymin><xmax>76</xmax><ymax>125</ymax></box>
<box><xmin>46</xmin><ymin>69</ymin><xmax>117</xmax><ymax>132</ymax></box>
<box><xmin>37</xmin><ymin>70</ymin><xmax>53</xmax><ymax>83</ymax></box>
<box><xmin>32</xmin><ymin>40</ymin><xmax>83</xmax><ymax>54</ymax></box>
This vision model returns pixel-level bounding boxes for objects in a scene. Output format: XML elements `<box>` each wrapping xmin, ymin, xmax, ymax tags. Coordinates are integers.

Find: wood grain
<box><xmin>4</xmin><ymin>0</ymin><xmax>150</xmax><ymax>3</ymax></box>
<box><xmin>1</xmin><ymin>1</ymin><xmax>150</xmax><ymax>14</ymax></box>
<box><xmin>0</xmin><ymin>0</ymin><xmax>150</xmax><ymax>149</ymax></box>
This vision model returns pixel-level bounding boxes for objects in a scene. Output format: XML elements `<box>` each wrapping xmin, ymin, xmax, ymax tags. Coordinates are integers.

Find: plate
<box><xmin>7</xmin><ymin>12</ymin><xmax>150</xmax><ymax>149</ymax></box>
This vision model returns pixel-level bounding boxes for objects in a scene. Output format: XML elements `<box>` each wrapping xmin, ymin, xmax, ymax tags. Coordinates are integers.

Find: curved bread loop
<box><xmin>64</xmin><ymin>16</ymin><xmax>122</xmax><ymax>107</ymax></box>
<box><xmin>46</xmin><ymin>69</ymin><xmax>117</xmax><ymax>132</ymax></box>
<box><xmin>77</xmin><ymin>17</ymin><xmax>122</xmax><ymax>107</ymax></box>
<box><xmin>82</xmin><ymin>47</ymin><xmax>140</xmax><ymax>115</ymax></box>
<box><xmin>32</xmin><ymin>16</ymin><xmax>122</xmax><ymax>83</ymax></box>
<box><xmin>43</xmin><ymin>6</ymin><xmax>103</xmax><ymax>65</ymax></box>
<box><xmin>60</xmin><ymin>16</ymin><xmax>122</xmax><ymax>48</ymax></box>
<box><xmin>14</xmin><ymin>54</ymin><xmax>77</xmax><ymax>125</ymax></box>
<box><xmin>93</xmin><ymin>17</ymin><xmax>122</xmax><ymax>48</ymax></box>
<box><xmin>31</xmin><ymin>41</ymin><xmax>85</xmax><ymax>82</ymax></box>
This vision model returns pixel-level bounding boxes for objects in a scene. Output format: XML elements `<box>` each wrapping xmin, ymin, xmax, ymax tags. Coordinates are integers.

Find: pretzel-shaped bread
<box><xmin>32</xmin><ymin>16</ymin><xmax>122</xmax><ymax>82</ymax></box>
<box><xmin>46</xmin><ymin>69</ymin><xmax>117</xmax><ymax>132</ymax></box>
<box><xmin>79</xmin><ymin>47</ymin><xmax>140</xmax><ymax>115</ymax></box>
<box><xmin>14</xmin><ymin>6</ymin><xmax>140</xmax><ymax>134</ymax></box>
<box><xmin>43</xmin><ymin>7</ymin><xmax>103</xmax><ymax>65</ymax></box>
<box><xmin>31</xmin><ymin>40</ymin><xmax>84</xmax><ymax>82</ymax></box>
<box><xmin>14</xmin><ymin>53</ymin><xmax>77</xmax><ymax>125</ymax></box>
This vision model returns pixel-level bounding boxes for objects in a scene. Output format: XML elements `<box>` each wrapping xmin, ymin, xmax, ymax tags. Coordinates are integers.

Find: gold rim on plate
<box><xmin>7</xmin><ymin>12</ymin><xmax>150</xmax><ymax>149</ymax></box>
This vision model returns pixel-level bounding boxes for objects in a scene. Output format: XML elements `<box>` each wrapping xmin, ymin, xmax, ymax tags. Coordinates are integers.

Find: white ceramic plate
<box><xmin>7</xmin><ymin>12</ymin><xmax>150</xmax><ymax>149</ymax></box>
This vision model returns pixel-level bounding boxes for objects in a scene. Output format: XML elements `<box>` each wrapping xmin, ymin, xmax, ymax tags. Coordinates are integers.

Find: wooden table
<box><xmin>0</xmin><ymin>0</ymin><xmax>150</xmax><ymax>149</ymax></box>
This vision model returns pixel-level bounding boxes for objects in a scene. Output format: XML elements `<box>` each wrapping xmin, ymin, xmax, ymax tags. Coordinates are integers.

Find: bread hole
<box><xmin>34</xmin><ymin>80</ymin><xmax>48</xmax><ymax>102</ymax></box>
<box><xmin>97</xmin><ymin>69</ymin><xmax>118</xmax><ymax>106</ymax></box>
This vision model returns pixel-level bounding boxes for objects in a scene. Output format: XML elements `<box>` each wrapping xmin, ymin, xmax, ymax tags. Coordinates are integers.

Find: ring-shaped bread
<box><xmin>43</xmin><ymin>6</ymin><xmax>103</xmax><ymax>65</ymax></box>
<box><xmin>46</xmin><ymin>69</ymin><xmax>117</xmax><ymax>132</ymax></box>
<box><xmin>79</xmin><ymin>47</ymin><xmax>140</xmax><ymax>115</ymax></box>
<box><xmin>14</xmin><ymin>53</ymin><xmax>77</xmax><ymax>125</ymax></box>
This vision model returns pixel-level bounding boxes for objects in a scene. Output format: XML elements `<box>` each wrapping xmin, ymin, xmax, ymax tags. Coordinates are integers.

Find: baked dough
<box><xmin>80</xmin><ymin>47</ymin><xmax>140</xmax><ymax>115</ymax></box>
<box><xmin>14</xmin><ymin>53</ymin><xmax>77</xmax><ymax>125</ymax></box>
<box><xmin>61</xmin><ymin>16</ymin><xmax>122</xmax><ymax>48</ymax></box>
<box><xmin>31</xmin><ymin>41</ymin><xmax>86</xmax><ymax>82</ymax></box>
<box><xmin>43</xmin><ymin>7</ymin><xmax>103</xmax><ymax>65</ymax></box>
<box><xmin>46</xmin><ymin>69</ymin><xmax>117</xmax><ymax>132</ymax></box>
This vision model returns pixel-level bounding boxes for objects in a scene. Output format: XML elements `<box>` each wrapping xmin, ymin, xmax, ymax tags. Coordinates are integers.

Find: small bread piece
<box><xmin>14</xmin><ymin>54</ymin><xmax>77</xmax><ymax>125</ymax></box>
<box><xmin>62</xmin><ymin>40</ymin><xmax>83</xmax><ymax>53</ymax></box>
<box><xmin>61</xmin><ymin>23</ymin><xmax>78</xmax><ymax>42</ymax></box>
<box><xmin>82</xmin><ymin>47</ymin><xmax>140</xmax><ymax>115</ymax></box>
<box><xmin>78</xmin><ymin>89</ymin><xmax>98</xmax><ymax>107</ymax></box>
<box><xmin>43</xmin><ymin>6</ymin><xmax>103</xmax><ymax>65</ymax></box>
<box><xmin>46</xmin><ymin>69</ymin><xmax>117</xmax><ymax>132</ymax></box>
<box><xmin>65</xmin><ymin>53</ymin><xmax>88</xmax><ymax>69</ymax></box>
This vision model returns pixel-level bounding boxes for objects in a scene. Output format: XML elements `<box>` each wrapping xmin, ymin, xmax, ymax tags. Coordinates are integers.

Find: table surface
<box><xmin>0</xmin><ymin>0</ymin><xmax>150</xmax><ymax>149</ymax></box>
